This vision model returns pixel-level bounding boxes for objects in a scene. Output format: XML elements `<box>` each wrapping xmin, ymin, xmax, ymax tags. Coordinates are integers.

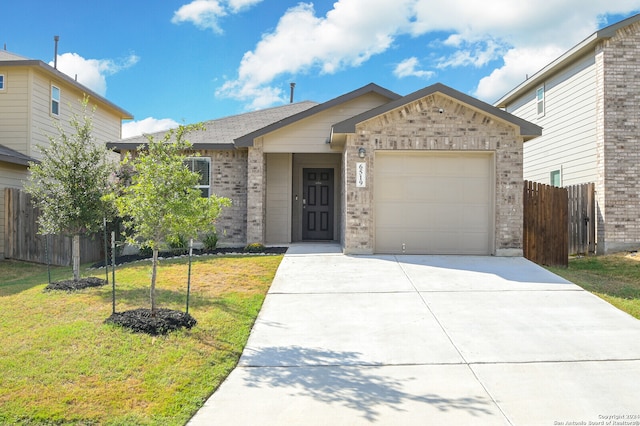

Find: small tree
<box><xmin>109</xmin><ymin>124</ymin><xmax>230</xmax><ymax>313</ymax></box>
<box><xmin>25</xmin><ymin>97</ymin><xmax>114</xmax><ymax>281</ymax></box>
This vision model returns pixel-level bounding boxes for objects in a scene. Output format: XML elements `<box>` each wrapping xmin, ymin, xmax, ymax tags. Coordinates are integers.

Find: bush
<box><xmin>139</xmin><ymin>244</ymin><xmax>153</xmax><ymax>257</ymax></box>
<box><xmin>168</xmin><ymin>235</ymin><xmax>188</xmax><ymax>255</ymax></box>
<box><xmin>202</xmin><ymin>232</ymin><xmax>218</xmax><ymax>251</ymax></box>
<box><xmin>244</xmin><ymin>242</ymin><xmax>265</xmax><ymax>253</ymax></box>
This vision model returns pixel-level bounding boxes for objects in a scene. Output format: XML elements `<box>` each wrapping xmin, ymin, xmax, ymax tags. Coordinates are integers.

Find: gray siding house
<box><xmin>495</xmin><ymin>14</ymin><xmax>640</xmax><ymax>254</ymax></box>
<box><xmin>110</xmin><ymin>83</ymin><xmax>540</xmax><ymax>256</ymax></box>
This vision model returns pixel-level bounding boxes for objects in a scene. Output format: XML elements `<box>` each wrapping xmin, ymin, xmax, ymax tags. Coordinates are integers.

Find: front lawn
<box><xmin>0</xmin><ymin>254</ymin><xmax>283</xmax><ymax>425</ymax></box>
<box><xmin>548</xmin><ymin>252</ymin><xmax>640</xmax><ymax>319</ymax></box>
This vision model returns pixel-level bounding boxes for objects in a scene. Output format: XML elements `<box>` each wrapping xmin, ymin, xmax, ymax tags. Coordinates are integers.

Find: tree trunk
<box><xmin>72</xmin><ymin>234</ymin><xmax>80</xmax><ymax>282</ymax></box>
<box><xmin>150</xmin><ymin>247</ymin><xmax>158</xmax><ymax>314</ymax></box>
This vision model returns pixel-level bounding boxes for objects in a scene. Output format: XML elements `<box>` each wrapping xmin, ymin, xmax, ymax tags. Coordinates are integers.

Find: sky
<box><xmin>3</xmin><ymin>1</ymin><xmax>640</xmax><ymax>138</ymax></box>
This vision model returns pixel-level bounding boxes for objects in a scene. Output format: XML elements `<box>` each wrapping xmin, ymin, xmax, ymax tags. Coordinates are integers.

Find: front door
<box><xmin>302</xmin><ymin>168</ymin><xmax>334</xmax><ymax>240</ymax></box>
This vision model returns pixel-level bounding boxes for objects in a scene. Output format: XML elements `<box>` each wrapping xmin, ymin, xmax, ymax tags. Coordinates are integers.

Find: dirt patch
<box><xmin>105</xmin><ymin>308</ymin><xmax>196</xmax><ymax>335</ymax></box>
<box><xmin>45</xmin><ymin>277</ymin><xmax>107</xmax><ymax>291</ymax></box>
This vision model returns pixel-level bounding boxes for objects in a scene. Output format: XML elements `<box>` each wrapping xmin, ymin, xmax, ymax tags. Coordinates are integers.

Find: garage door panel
<box><xmin>374</xmin><ymin>152</ymin><xmax>493</xmax><ymax>255</ymax></box>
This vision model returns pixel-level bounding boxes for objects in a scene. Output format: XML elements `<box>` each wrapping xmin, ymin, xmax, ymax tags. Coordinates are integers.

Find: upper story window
<box><xmin>0</xmin><ymin>74</ymin><xmax>5</xmax><ymax>91</ymax></box>
<box><xmin>184</xmin><ymin>157</ymin><xmax>211</xmax><ymax>197</ymax></box>
<box><xmin>536</xmin><ymin>85</ymin><xmax>545</xmax><ymax>117</ymax></box>
<box><xmin>550</xmin><ymin>169</ymin><xmax>561</xmax><ymax>187</ymax></box>
<box><xmin>51</xmin><ymin>85</ymin><xmax>60</xmax><ymax>116</ymax></box>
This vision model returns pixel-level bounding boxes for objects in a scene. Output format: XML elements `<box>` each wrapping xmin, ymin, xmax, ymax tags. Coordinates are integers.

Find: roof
<box><xmin>332</xmin><ymin>82</ymin><xmax>542</xmax><ymax>140</ymax></box>
<box><xmin>107</xmin><ymin>101</ymin><xmax>319</xmax><ymax>152</ymax></box>
<box><xmin>494</xmin><ymin>13</ymin><xmax>640</xmax><ymax>108</ymax></box>
<box><xmin>0</xmin><ymin>50</ymin><xmax>133</xmax><ymax>119</ymax></box>
<box><xmin>0</xmin><ymin>144</ymin><xmax>37</xmax><ymax>166</ymax></box>
<box><xmin>234</xmin><ymin>83</ymin><xmax>401</xmax><ymax>147</ymax></box>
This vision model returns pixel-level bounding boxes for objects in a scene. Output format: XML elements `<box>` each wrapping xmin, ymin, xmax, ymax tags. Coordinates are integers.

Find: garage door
<box><xmin>374</xmin><ymin>152</ymin><xmax>493</xmax><ymax>255</ymax></box>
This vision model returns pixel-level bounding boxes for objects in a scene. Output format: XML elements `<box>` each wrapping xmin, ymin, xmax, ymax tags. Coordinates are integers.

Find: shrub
<box><xmin>168</xmin><ymin>235</ymin><xmax>188</xmax><ymax>255</ymax></box>
<box><xmin>244</xmin><ymin>242</ymin><xmax>265</xmax><ymax>253</ymax></box>
<box><xmin>202</xmin><ymin>232</ymin><xmax>218</xmax><ymax>251</ymax></box>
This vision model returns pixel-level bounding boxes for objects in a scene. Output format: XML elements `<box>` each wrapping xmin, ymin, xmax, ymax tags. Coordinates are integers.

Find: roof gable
<box><xmin>495</xmin><ymin>13</ymin><xmax>640</xmax><ymax>107</ymax></box>
<box><xmin>234</xmin><ymin>83</ymin><xmax>401</xmax><ymax>147</ymax></box>
<box><xmin>332</xmin><ymin>83</ymin><xmax>542</xmax><ymax>140</ymax></box>
<box><xmin>0</xmin><ymin>57</ymin><xmax>132</xmax><ymax>119</ymax></box>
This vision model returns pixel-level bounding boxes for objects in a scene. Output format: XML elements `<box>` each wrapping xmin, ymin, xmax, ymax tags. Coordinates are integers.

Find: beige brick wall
<box><xmin>342</xmin><ymin>93</ymin><xmax>524</xmax><ymax>255</ymax></box>
<box><xmin>207</xmin><ymin>149</ymin><xmax>248</xmax><ymax>246</ymax></box>
<box><xmin>596</xmin><ymin>21</ymin><xmax>640</xmax><ymax>253</ymax></box>
<box><xmin>246</xmin><ymin>139</ymin><xmax>266</xmax><ymax>244</ymax></box>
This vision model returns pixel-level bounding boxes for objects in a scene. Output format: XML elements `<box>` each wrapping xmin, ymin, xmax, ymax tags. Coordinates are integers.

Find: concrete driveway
<box><xmin>188</xmin><ymin>244</ymin><xmax>640</xmax><ymax>425</ymax></box>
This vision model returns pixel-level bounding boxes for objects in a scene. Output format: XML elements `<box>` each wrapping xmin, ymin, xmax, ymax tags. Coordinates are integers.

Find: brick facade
<box><xmin>342</xmin><ymin>93</ymin><xmax>524</xmax><ymax>255</ymax></box>
<box><xmin>206</xmin><ymin>149</ymin><xmax>248</xmax><ymax>246</ymax></box>
<box><xmin>595</xmin><ymin>20</ymin><xmax>640</xmax><ymax>253</ymax></box>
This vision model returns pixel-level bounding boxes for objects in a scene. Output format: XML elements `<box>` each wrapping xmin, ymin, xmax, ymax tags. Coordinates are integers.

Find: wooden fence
<box><xmin>4</xmin><ymin>188</ymin><xmax>103</xmax><ymax>266</ymax></box>
<box><xmin>523</xmin><ymin>180</ymin><xmax>568</xmax><ymax>267</ymax></box>
<box><xmin>567</xmin><ymin>183</ymin><xmax>596</xmax><ymax>255</ymax></box>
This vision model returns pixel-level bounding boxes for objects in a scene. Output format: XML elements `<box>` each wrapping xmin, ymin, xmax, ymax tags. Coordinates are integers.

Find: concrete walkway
<box><xmin>188</xmin><ymin>243</ymin><xmax>640</xmax><ymax>425</ymax></box>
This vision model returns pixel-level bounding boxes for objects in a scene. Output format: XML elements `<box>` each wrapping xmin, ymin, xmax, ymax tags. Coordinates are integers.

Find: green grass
<box><xmin>0</xmin><ymin>254</ymin><xmax>283</xmax><ymax>425</ymax></box>
<box><xmin>548</xmin><ymin>252</ymin><xmax>640</xmax><ymax>319</ymax></box>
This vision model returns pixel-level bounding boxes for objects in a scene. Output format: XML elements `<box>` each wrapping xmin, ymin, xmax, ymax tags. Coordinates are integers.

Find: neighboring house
<box><xmin>0</xmin><ymin>49</ymin><xmax>132</xmax><ymax>259</ymax></box>
<box><xmin>111</xmin><ymin>82</ymin><xmax>540</xmax><ymax>255</ymax></box>
<box><xmin>494</xmin><ymin>14</ymin><xmax>640</xmax><ymax>254</ymax></box>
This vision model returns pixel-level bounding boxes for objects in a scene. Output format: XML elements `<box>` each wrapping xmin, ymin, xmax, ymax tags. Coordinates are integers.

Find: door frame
<box><xmin>291</xmin><ymin>153</ymin><xmax>342</xmax><ymax>242</ymax></box>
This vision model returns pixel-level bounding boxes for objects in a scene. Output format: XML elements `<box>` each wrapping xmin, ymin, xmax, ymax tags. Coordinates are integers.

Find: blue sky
<box><xmin>3</xmin><ymin>1</ymin><xmax>640</xmax><ymax>138</ymax></box>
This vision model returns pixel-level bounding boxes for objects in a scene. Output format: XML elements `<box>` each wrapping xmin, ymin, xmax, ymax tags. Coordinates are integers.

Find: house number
<box><xmin>356</xmin><ymin>162</ymin><xmax>366</xmax><ymax>188</ymax></box>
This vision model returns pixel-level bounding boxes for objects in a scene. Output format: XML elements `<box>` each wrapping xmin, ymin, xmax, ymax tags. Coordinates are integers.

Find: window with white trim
<box><xmin>536</xmin><ymin>85</ymin><xmax>545</xmax><ymax>117</ymax></box>
<box><xmin>51</xmin><ymin>85</ymin><xmax>60</xmax><ymax>116</ymax></box>
<box><xmin>184</xmin><ymin>157</ymin><xmax>211</xmax><ymax>197</ymax></box>
<box><xmin>0</xmin><ymin>74</ymin><xmax>5</xmax><ymax>91</ymax></box>
<box><xmin>550</xmin><ymin>169</ymin><xmax>561</xmax><ymax>187</ymax></box>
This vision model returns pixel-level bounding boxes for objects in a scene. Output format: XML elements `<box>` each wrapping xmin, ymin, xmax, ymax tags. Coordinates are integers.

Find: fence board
<box><xmin>4</xmin><ymin>188</ymin><xmax>103</xmax><ymax>266</ymax></box>
<box><xmin>567</xmin><ymin>183</ymin><xmax>595</xmax><ymax>255</ymax></box>
<box><xmin>523</xmin><ymin>181</ymin><xmax>568</xmax><ymax>267</ymax></box>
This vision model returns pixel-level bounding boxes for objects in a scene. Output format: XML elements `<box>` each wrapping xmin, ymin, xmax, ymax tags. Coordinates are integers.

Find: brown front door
<box><xmin>302</xmin><ymin>168</ymin><xmax>334</xmax><ymax>240</ymax></box>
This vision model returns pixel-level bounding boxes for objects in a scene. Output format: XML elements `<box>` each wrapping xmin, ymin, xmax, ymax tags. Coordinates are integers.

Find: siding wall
<box><xmin>0</xmin><ymin>67</ymin><xmax>30</xmax><ymax>154</ymax></box>
<box><xmin>265</xmin><ymin>153</ymin><xmax>292</xmax><ymax>244</ymax></box>
<box><xmin>510</xmin><ymin>53</ymin><xmax>598</xmax><ymax>186</ymax></box>
<box><xmin>262</xmin><ymin>93</ymin><xmax>392</xmax><ymax>153</ymax></box>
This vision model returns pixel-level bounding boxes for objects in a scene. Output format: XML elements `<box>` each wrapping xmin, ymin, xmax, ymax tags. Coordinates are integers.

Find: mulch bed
<box><xmin>91</xmin><ymin>246</ymin><xmax>288</xmax><ymax>269</ymax></box>
<box><xmin>105</xmin><ymin>308</ymin><xmax>197</xmax><ymax>335</ymax></box>
<box><xmin>45</xmin><ymin>277</ymin><xmax>108</xmax><ymax>291</ymax></box>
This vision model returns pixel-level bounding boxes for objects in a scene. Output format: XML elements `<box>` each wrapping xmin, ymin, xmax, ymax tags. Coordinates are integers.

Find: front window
<box><xmin>51</xmin><ymin>85</ymin><xmax>60</xmax><ymax>116</ymax></box>
<box><xmin>536</xmin><ymin>86</ymin><xmax>545</xmax><ymax>117</ymax></box>
<box><xmin>184</xmin><ymin>157</ymin><xmax>211</xmax><ymax>197</ymax></box>
<box><xmin>0</xmin><ymin>74</ymin><xmax>5</xmax><ymax>91</ymax></box>
<box><xmin>550</xmin><ymin>169</ymin><xmax>561</xmax><ymax>187</ymax></box>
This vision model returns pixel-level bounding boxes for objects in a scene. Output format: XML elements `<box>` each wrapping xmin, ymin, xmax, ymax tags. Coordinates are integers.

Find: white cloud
<box><xmin>217</xmin><ymin>0</ymin><xmax>640</xmax><ymax>108</ymax></box>
<box><xmin>51</xmin><ymin>52</ymin><xmax>139</xmax><ymax>97</ymax></box>
<box><xmin>217</xmin><ymin>0</ymin><xmax>415</xmax><ymax>106</ymax></box>
<box><xmin>172</xmin><ymin>0</ymin><xmax>264</xmax><ymax>32</ymax></box>
<box><xmin>172</xmin><ymin>0</ymin><xmax>227</xmax><ymax>33</ymax></box>
<box><xmin>394</xmin><ymin>57</ymin><xmax>435</xmax><ymax>79</ymax></box>
<box><xmin>121</xmin><ymin>117</ymin><xmax>180</xmax><ymax>139</ymax></box>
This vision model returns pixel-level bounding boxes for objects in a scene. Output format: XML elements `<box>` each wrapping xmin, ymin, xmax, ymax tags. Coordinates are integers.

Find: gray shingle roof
<box><xmin>0</xmin><ymin>144</ymin><xmax>37</xmax><ymax>166</ymax></box>
<box><xmin>107</xmin><ymin>101</ymin><xmax>319</xmax><ymax>152</ymax></box>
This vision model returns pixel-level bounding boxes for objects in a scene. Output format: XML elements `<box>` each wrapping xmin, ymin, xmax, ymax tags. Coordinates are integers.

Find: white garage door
<box><xmin>374</xmin><ymin>152</ymin><xmax>493</xmax><ymax>255</ymax></box>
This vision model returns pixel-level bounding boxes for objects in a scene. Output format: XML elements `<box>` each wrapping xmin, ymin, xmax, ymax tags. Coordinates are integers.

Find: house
<box><xmin>0</xmin><ymin>49</ymin><xmax>132</xmax><ymax>259</ymax></box>
<box><xmin>109</xmin><ymin>82</ymin><xmax>541</xmax><ymax>255</ymax></box>
<box><xmin>494</xmin><ymin>14</ymin><xmax>640</xmax><ymax>254</ymax></box>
